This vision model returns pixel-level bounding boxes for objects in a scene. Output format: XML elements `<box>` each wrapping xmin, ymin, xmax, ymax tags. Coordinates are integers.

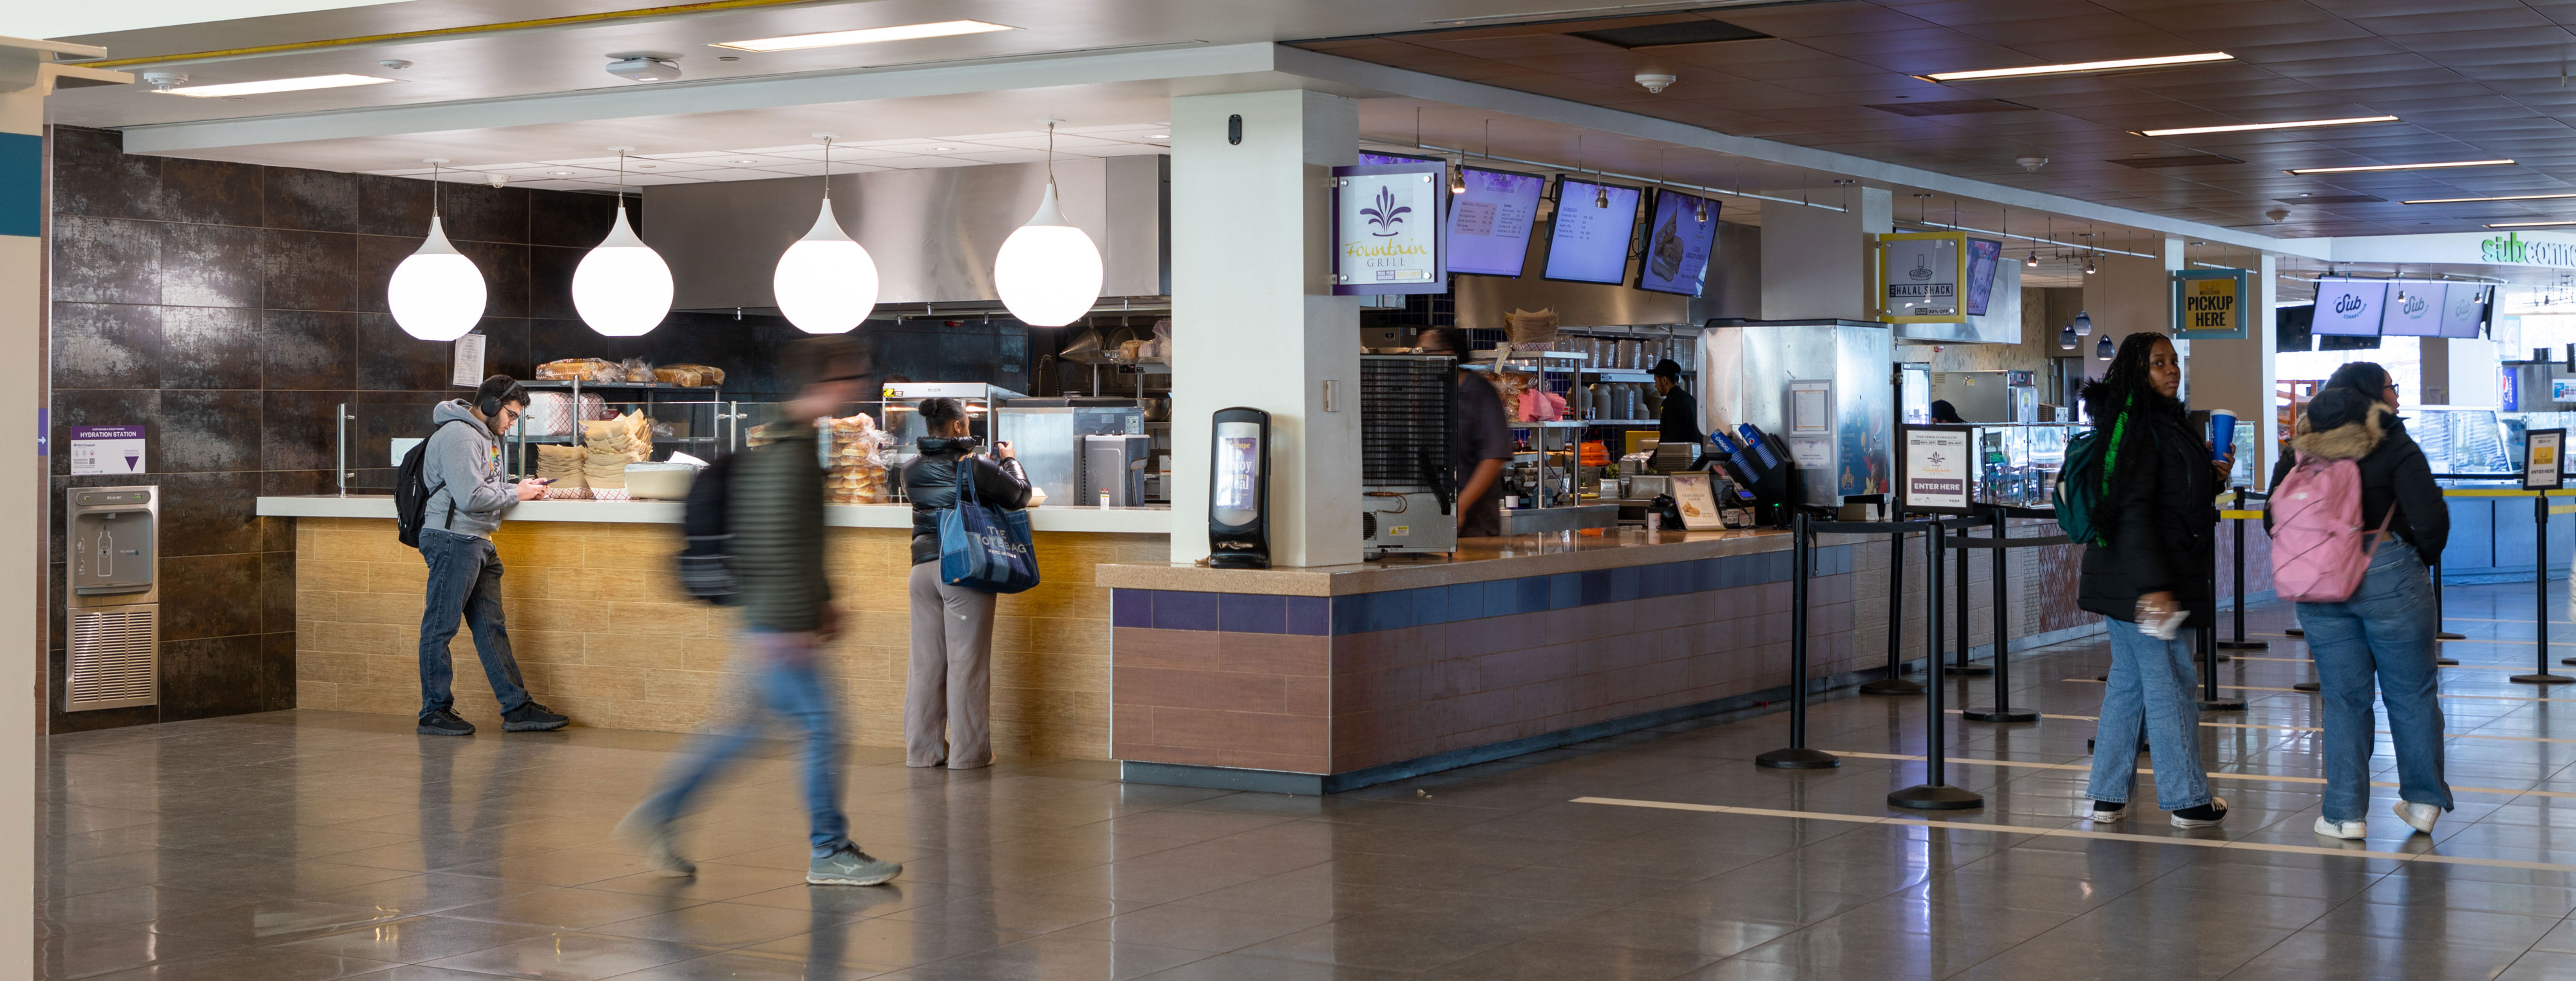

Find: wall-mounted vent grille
<box><xmin>68</xmin><ymin>607</ymin><xmax>156</xmax><ymax>712</ymax></box>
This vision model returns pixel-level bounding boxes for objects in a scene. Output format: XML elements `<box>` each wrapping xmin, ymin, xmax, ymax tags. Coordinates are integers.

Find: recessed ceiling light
<box><xmin>638</xmin><ymin>164</ymin><xmax>656</xmax><ymax>169</ymax></box>
<box><xmin>2286</xmin><ymin>159</ymin><xmax>2514</xmax><ymax>175</ymax></box>
<box><xmin>931</xmin><ymin>146</ymin><xmax>957</xmax><ymax>151</ymax></box>
<box><xmin>1146</xmin><ymin>134</ymin><xmax>1168</xmax><ymax>139</ymax></box>
<box><xmin>159</xmin><ymin>73</ymin><xmax>394</xmax><ymax>97</ymax></box>
<box><xmin>2402</xmin><ymin>192</ymin><xmax>2576</xmax><ymax>204</ymax></box>
<box><xmin>712</xmin><ymin>19</ymin><xmax>1012</xmax><ymax>53</ymax></box>
<box><xmin>1920</xmin><ymin>52</ymin><xmax>2231</xmax><ymax>83</ymax></box>
<box><xmin>729</xmin><ymin>158</ymin><xmax>759</xmax><ymax>163</ymax></box>
<box><xmin>2136</xmin><ymin>115</ymin><xmax>2398</xmax><ymax>137</ymax></box>
<box><xmin>547</xmin><ymin>171</ymin><xmax>574</xmax><ymax>176</ymax></box>
<box><xmin>2484</xmin><ymin>220</ymin><xmax>2576</xmax><ymax>228</ymax></box>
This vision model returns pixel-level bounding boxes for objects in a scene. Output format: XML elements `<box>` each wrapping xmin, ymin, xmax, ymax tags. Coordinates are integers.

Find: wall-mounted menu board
<box><xmin>1445</xmin><ymin>167</ymin><xmax>1548</xmax><ymax>278</ymax></box>
<box><xmin>2310</xmin><ymin>279</ymin><xmax>2387</xmax><ymax>336</ymax></box>
<box><xmin>1635</xmin><ymin>189</ymin><xmax>1719</xmax><ymax>296</ymax></box>
<box><xmin>2379</xmin><ymin>282</ymin><xmax>2443</xmax><ymax>337</ymax></box>
<box><xmin>1542</xmin><ymin>178</ymin><xmax>1642</xmax><ymax>285</ymax></box>
<box><xmin>2440</xmin><ymin>283</ymin><xmax>2493</xmax><ymax>339</ymax></box>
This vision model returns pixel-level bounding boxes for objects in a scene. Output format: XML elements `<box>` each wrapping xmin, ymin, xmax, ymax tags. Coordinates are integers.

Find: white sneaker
<box><xmin>2085</xmin><ymin>803</ymin><xmax>2127</xmax><ymax>823</ymax></box>
<box><xmin>2315</xmin><ymin>815</ymin><xmax>2367</xmax><ymax>840</ymax></box>
<box><xmin>2169</xmin><ymin>797</ymin><xmax>2229</xmax><ymax>828</ymax></box>
<box><xmin>2395</xmin><ymin>801</ymin><xmax>2441</xmax><ymax>835</ymax></box>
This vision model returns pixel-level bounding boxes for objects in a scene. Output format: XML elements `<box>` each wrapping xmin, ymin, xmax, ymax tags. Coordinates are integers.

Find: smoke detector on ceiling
<box><xmin>485</xmin><ymin>174</ymin><xmax>509</xmax><ymax>188</ymax></box>
<box><xmin>605</xmin><ymin>54</ymin><xmax>681</xmax><ymax>83</ymax></box>
<box><xmin>2016</xmin><ymin>156</ymin><xmax>2048</xmax><ymax>173</ymax></box>
<box><xmin>138</xmin><ymin>71</ymin><xmax>187</xmax><ymax>91</ymax></box>
<box><xmin>2266</xmin><ymin>207</ymin><xmax>2292</xmax><ymax>224</ymax></box>
<box><xmin>1635</xmin><ymin>71</ymin><xmax>1678</xmax><ymax>94</ymax></box>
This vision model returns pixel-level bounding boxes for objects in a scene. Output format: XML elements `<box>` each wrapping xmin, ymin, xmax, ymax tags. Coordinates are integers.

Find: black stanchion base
<box><xmin>1859</xmin><ymin>678</ymin><xmax>1925</xmax><ymax>696</ymax></box>
<box><xmin>2216</xmin><ymin>640</ymin><xmax>2269</xmax><ymax>650</ymax></box>
<box><xmin>2284</xmin><ymin>628</ymin><xmax>2304</xmax><ymax>637</ymax></box>
<box><xmin>1755</xmin><ymin>747</ymin><xmax>1841</xmax><ymax>770</ymax></box>
<box><xmin>2197</xmin><ymin>698</ymin><xmax>2248</xmax><ymax>710</ymax></box>
<box><xmin>2437</xmin><ymin>658</ymin><xmax>2458</xmax><ymax>666</ymax></box>
<box><xmin>2086</xmin><ymin>739</ymin><xmax>2147</xmax><ymax>752</ymax></box>
<box><xmin>2213</xmin><ymin>654</ymin><xmax>2231</xmax><ymax>663</ymax></box>
<box><xmin>2293</xmin><ymin>681</ymin><xmax>2320</xmax><ymax>692</ymax></box>
<box><xmin>2512</xmin><ymin>674</ymin><xmax>2575</xmax><ymax>685</ymax></box>
<box><xmin>2438</xmin><ymin>632</ymin><xmax>2467</xmax><ymax>640</ymax></box>
<box><xmin>1944</xmin><ymin>664</ymin><xmax>1993</xmax><ymax>676</ymax></box>
<box><xmin>1962</xmin><ymin>707</ymin><xmax>2040</xmax><ymax>723</ymax></box>
<box><xmin>1888</xmin><ymin>784</ymin><xmax>1984</xmax><ymax>810</ymax></box>
<box><xmin>2559</xmin><ymin>657</ymin><xmax>2576</xmax><ymax>667</ymax></box>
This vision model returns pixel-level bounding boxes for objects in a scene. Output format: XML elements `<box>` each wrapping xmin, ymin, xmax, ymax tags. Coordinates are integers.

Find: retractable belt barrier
<box><xmin>1942</xmin><ymin>513</ymin><xmax>2066</xmax><ymax>727</ymax></box>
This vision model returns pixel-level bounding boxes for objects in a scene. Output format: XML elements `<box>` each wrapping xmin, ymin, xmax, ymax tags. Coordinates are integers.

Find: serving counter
<box><xmin>260</xmin><ymin>495</ymin><xmax>1168</xmax><ymax>756</ymax></box>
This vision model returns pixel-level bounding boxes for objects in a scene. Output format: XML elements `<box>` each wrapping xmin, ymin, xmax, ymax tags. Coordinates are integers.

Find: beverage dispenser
<box><xmin>65</xmin><ymin>486</ymin><xmax>159</xmax><ymax>712</ymax></box>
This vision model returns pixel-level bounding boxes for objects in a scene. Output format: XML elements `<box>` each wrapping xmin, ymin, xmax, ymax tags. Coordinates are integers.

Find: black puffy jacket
<box><xmin>902</xmin><ymin>437</ymin><xmax>1032</xmax><ymax>566</ymax></box>
<box><xmin>2078</xmin><ymin>403</ymin><xmax>2220</xmax><ymax>627</ymax></box>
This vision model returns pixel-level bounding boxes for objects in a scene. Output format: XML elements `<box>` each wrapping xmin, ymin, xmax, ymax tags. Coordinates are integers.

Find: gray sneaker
<box><xmin>614</xmin><ymin>808</ymin><xmax>695</xmax><ymax>879</ymax></box>
<box><xmin>807</xmin><ymin>846</ymin><xmax>900</xmax><ymax>886</ymax></box>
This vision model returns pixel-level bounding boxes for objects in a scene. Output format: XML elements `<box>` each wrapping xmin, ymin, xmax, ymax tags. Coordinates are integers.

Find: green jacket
<box><xmin>730</xmin><ymin>427</ymin><xmax>831</xmax><ymax>631</ymax></box>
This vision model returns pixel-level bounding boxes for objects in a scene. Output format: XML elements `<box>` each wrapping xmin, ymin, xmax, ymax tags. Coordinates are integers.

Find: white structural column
<box><xmin>2423</xmin><ymin>335</ymin><xmax>2503</xmax><ymax>408</ymax></box>
<box><xmin>2187</xmin><ymin>254</ymin><xmax>2281</xmax><ymax>481</ymax></box>
<box><xmin>1759</xmin><ymin>186</ymin><xmax>1893</xmax><ymax>321</ymax></box>
<box><xmin>1166</xmin><ymin>90</ymin><xmax>1362</xmax><ymax>567</ymax></box>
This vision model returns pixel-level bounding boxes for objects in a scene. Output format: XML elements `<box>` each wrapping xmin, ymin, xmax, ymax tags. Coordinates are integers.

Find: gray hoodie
<box><xmin>422</xmin><ymin>399</ymin><xmax>516</xmax><ymax>538</ymax></box>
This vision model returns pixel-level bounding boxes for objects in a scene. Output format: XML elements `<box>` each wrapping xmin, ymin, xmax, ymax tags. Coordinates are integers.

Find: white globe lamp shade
<box><xmin>994</xmin><ymin>182</ymin><xmax>1103</xmax><ymax>327</ymax></box>
<box><xmin>772</xmin><ymin>201</ymin><xmax>879</xmax><ymax>334</ymax></box>
<box><xmin>573</xmin><ymin>203</ymin><xmax>674</xmax><ymax>337</ymax></box>
<box><xmin>387</xmin><ymin>216</ymin><xmax>486</xmax><ymax>341</ymax></box>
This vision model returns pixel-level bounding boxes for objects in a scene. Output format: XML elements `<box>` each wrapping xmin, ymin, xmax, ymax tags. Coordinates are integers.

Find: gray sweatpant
<box><xmin>905</xmin><ymin>562</ymin><xmax>996</xmax><ymax>768</ymax></box>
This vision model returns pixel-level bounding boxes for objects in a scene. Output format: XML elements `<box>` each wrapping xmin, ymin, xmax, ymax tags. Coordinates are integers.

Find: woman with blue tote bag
<box><xmin>901</xmin><ymin>398</ymin><xmax>1032</xmax><ymax>769</ymax></box>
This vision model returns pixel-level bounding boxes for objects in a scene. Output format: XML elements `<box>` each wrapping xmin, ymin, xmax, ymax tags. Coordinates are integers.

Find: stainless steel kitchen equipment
<box><xmin>1702</xmin><ymin>318</ymin><xmax>1896</xmax><ymax>508</ymax></box>
<box><xmin>65</xmin><ymin>486</ymin><xmax>158</xmax><ymax>712</ymax></box>
<box><xmin>1359</xmin><ymin>354</ymin><xmax>1459</xmax><ymax>553</ymax></box>
<box><xmin>989</xmin><ymin>397</ymin><xmax>1144</xmax><ymax>505</ymax></box>
<box><xmin>1083</xmin><ymin>434</ymin><xmax>1151</xmax><ymax>506</ymax></box>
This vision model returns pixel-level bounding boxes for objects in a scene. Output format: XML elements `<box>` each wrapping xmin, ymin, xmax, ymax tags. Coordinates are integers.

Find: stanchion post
<box><xmin>2199</xmin><ymin>510</ymin><xmax>2246</xmax><ymax>709</ymax></box>
<box><xmin>1757</xmin><ymin>511</ymin><xmax>1840</xmax><ymax>768</ymax></box>
<box><xmin>1946</xmin><ymin>515</ymin><xmax>1991</xmax><ymax>676</ymax></box>
<box><xmin>1964</xmin><ymin>513</ymin><xmax>2038</xmax><ymax>723</ymax></box>
<box><xmin>1889</xmin><ymin>520</ymin><xmax>1984</xmax><ymax>810</ymax></box>
<box><xmin>1861</xmin><ymin>529</ymin><xmax>1923</xmax><ymax>696</ymax></box>
<box><xmin>2515</xmin><ymin>493</ymin><xmax>2571</xmax><ymax>685</ymax></box>
<box><xmin>2219</xmin><ymin>488</ymin><xmax>2266</xmax><ymax>651</ymax></box>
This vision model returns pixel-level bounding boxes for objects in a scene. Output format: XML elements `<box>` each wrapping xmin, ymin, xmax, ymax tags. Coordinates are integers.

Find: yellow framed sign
<box><xmin>2172</xmin><ymin>268</ymin><xmax>2250</xmax><ymax>339</ymax></box>
<box><xmin>1875</xmin><ymin>231</ymin><xmax>1968</xmax><ymax>323</ymax></box>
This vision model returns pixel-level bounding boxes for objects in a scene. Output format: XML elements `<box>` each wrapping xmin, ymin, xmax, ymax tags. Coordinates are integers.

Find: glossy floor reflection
<box><xmin>41</xmin><ymin>583</ymin><xmax>2576</xmax><ymax>979</ymax></box>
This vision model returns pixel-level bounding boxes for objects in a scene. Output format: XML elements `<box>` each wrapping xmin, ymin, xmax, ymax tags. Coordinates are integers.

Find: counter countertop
<box><xmin>256</xmin><ymin>495</ymin><xmax>1175</xmax><ymax>535</ymax></box>
<box><xmin>1097</xmin><ymin>527</ymin><xmax>1831</xmax><ymax>596</ymax></box>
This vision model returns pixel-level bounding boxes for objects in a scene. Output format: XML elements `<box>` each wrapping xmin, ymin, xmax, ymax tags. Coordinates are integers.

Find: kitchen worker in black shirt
<box><xmin>1652</xmin><ymin>359</ymin><xmax>1704</xmax><ymax>449</ymax></box>
<box><xmin>1421</xmin><ymin>329</ymin><xmax>1513</xmax><ymax>538</ymax></box>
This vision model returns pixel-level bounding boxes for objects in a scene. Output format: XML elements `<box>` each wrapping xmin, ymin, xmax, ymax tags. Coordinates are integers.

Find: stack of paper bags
<box><xmin>582</xmin><ymin>411</ymin><xmax>652</xmax><ymax>499</ymax></box>
<box><xmin>535</xmin><ymin>444</ymin><xmax>588</xmax><ymax>499</ymax></box>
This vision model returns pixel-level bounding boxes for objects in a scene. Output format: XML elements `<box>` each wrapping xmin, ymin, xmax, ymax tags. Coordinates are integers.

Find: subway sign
<box><xmin>2171</xmin><ymin>268</ymin><xmax>2250</xmax><ymax>339</ymax></box>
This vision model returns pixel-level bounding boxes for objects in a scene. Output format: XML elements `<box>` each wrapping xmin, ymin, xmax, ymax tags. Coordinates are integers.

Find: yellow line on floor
<box><xmin>1941</xmin><ymin>709</ymin><xmax>2576</xmax><ymax>743</ymax></box>
<box><xmin>2256</xmin><ymin>631</ymin><xmax>2576</xmax><ymax>647</ymax></box>
<box><xmin>2060</xmin><ymin>678</ymin><xmax>2576</xmax><ymax>702</ymax></box>
<box><xmin>2226</xmin><ymin>654</ymin><xmax>2524</xmax><ymax>672</ymax></box>
<box><xmin>1570</xmin><ymin>797</ymin><xmax>2576</xmax><ymax>875</ymax></box>
<box><xmin>1823</xmin><ymin>750</ymin><xmax>2576</xmax><ymax>800</ymax></box>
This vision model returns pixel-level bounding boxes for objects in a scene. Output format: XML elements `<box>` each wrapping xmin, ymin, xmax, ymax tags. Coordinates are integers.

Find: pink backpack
<box><xmin>2268</xmin><ymin>456</ymin><xmax>2395</xmax><ymax>603</ymax></box>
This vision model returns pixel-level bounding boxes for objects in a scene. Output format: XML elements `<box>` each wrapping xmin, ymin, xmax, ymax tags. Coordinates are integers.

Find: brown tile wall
<box><xmin>294</xmin><ymin>517</ymin><xmax>1157</xmax><ymax>759</ymax></box>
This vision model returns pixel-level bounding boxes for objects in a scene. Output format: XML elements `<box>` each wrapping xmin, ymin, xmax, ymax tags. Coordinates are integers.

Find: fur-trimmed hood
<box><xmin>2288</xmin><ymin>400</ymin><xmax>2391</xmax><ymax>461</ymax></box>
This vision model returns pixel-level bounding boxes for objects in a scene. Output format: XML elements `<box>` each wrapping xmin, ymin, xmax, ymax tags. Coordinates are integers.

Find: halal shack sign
<box><xmin>2171</xmin><ymin>268</ymin><xmax>2250</xmax><ymax>340</ymax></box>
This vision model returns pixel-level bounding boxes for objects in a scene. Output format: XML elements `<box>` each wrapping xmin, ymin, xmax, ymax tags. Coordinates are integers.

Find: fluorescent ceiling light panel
<box><xmin>1922</xmin><ymin>52</ymin><xmax>2231</xmax><ymax>82</ymax></box>
<box><xmin>2136</xmin><ymin>115</ymin><xmax>2398</xmax><ymax>137</ymax></box>
<box><xmin>713</xmin><ymin>19</ymin><xmax>1012</xmax><ymax>52</ymax></box>
<box><xmin>160</xmin><ymin>73</ymin><xmax>393</xmax><ymax>97</ymax></box>
<box><xmin>2403</xmin><ymin>192</ymin><xmax>2576</xmax><ymax>204</ymax></box>
<box><xmin>2285</xmin><ymin>159</ymin><xmax>2514</xmax><ymax>175</ymax></box>
<box><xmin>2484</xmin><ymin>220</ymin><xmax>2576</xmax><ymax>228</ymax></box>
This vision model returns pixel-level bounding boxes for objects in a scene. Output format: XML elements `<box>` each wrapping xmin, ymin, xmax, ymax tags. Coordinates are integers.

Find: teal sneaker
<box><xmin>806</xmin><ymin>846</ymin><xmax>900</xmax><ymax>886</ymax></box>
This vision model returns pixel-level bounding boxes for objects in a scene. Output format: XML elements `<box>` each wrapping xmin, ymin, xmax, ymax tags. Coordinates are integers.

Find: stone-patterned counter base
<box><xmin>293</xmin><ymin>517</ymin><xmax>1162</xmax><ymax>758</ymax></box>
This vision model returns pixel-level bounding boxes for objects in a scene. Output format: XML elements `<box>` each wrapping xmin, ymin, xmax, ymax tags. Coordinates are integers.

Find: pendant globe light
<box><xmin>572</xmin><ymin>148</ymin><xmax>674</xmax><ymax>337</ymax></box>
<box><xmin>772</xmin><ymin>135</ymin><xmax>879</xmax><ymax>334</ymax></box>
<box><xmin>994</xmin><ymin>120</ymin><xmax>1104</xmax><ymax>327</ymax></box>
<box><xmin>387</xmin><ymin>158</ymin><xmax>488</xmax><ymax>341</ymax></box>
<box><xmin>2072</xmin><ymin>310</ymin><xmax>2093</xmax><ymax>336</ymax></box>
<box><xmin>2059</xmin><ymin>323</ymin><xmax>2078</xmax><ymax>350</ymax></box>
<box><xmin>2096</xmin><ymin>333</ymin><xmax>2116</xmax><ymax>361</ymax></box>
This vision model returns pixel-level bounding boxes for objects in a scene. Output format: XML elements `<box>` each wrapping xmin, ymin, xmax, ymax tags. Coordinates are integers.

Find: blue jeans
<box><xmin>417</xmin><ymin>527</ymin><xmax>531</xmax><ymax>716</ymax></box>
<box><xmin>2298</xmin><ymin>544</ymin><xmax>2453</xmax><ymax>823</ymax></box>
<box><xmin>2088</xmin><ymin>617</ymin><xmax>2215</xmax><ymax>811</ymax></box>
<box><xmin>636</xmin><ymin>631</ymin><xmax>853</xmax><ymax>857</ymax></box>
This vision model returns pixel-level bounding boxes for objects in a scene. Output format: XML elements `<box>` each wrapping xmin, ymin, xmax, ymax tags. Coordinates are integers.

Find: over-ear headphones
<box><xmin>475</xmin><ymin>376</ymin><xmax>526</xmax><ymax>418</ymax></box>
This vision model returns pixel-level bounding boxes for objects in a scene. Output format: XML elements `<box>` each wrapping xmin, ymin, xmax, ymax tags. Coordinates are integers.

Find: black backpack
<box><xmin>676</xmin><ymin>453</ymin><xmax>743</xmax><ymax>605</ymax></box>
<box><xmin>395</xmin><ymin>419</ymin><xmax>468</xmax><ymax>549</ymax></box>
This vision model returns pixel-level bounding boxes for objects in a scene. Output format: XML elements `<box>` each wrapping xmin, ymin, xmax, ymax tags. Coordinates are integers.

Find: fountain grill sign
<box><xmin>2171</xmin><ymin>267</ymin><xmax>2251</xmax><ymax>340</ymax></box>
<box><xmin>1875</xmin><ymin>231</ymin><xmax>1966</xmax><ymax>323</ymax></box>
<box><xmin>1331</xmin><ymin>161</ymin><xmax>1447</xmax><ymax>296</ymax></box>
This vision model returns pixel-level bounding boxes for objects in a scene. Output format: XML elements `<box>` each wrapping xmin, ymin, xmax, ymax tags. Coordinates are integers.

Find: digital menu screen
<box><xmin>1358</xmin><ymin>151</ymin><xmax>1440</xmax><ymax>166</ymax></box>
<box><xmin>2440</xmin><ymin>283</ymin><xmax>2492</xmax><ymax>339</ymax></box>
<box><xmin>1635</xmin><ymin>190</ymin><xmax>1719</xmax><ymax>296</ymax></box>
<box><xmin>1964</xmin><ymin>238</ymin><xmax>2004</xmax><ymax>316</ymax></box>
<box><xmin>2379</xmin><ymin>281</ymin><xmax>2442</xmax><ymax>336</ymax></box>
<box><xmin>1444</xmin><ymin>167</ymin><xmax>1547</xmax><ymax>278</ymax></box>
<box><xmin>2310</xmin><ymin>279</ymin><xmax>2387</xmax><ymax>336</ymax></box>
<box><xmin>1542</xmin><ymin>178</ymin><xmax>1642</xmax><ymax>285</ymax></box>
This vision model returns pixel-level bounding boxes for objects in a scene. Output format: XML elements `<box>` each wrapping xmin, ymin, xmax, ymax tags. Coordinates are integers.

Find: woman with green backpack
<box><xmin>2074</xmin><ymin>332</ymin><xmax>2233</xmax><ymax>828</ymax></box>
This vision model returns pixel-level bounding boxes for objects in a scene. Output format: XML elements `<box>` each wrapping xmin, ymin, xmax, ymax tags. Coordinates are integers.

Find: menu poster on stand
<box><xmin>2439</xmin><ymin>283</ymin><xmax>2494</xmax><ymax>339</ymax></box>
<box><xmin>1635</xmin><ymin>190</ymin><xmax>1719</xmax><ymax>296</ymax></box>
<box><xmin>1900</xmin><ymin>424</ymin><xmax>1973</xmax><ymax>513</ymax></box>
<box><xmin>1667</xmin><ymin>473</ymin><xmax>1725</xmax><ymax>531</ymax></box>
<box><xmin>1964</xmin><ymin>238</ymin><xmax>2003</xmax><ymax>316</ymax></box>
<box><xmin>2379</xmin><ymin>282</ymin><xmax>2443</xmax><ymax>337</ymax></box>
<box><xmin>1331</xmin><ymin>162</ymin><xmax>1447</xmax><ymax>296</ymax></box>
<box><xmin>1877</xmin><ymin>232</ymin><xmax>1965</xmax><ymax>322</ymax></box>
<box><xmin>2310</xmin><ymin>278</ymin><xmax>2387</xmax><ymax>336</ymax></box>
<box><xmin>1445</xmin><ymin>167</ymin><xmax>1548</xmax><ymax>277</ymax></box>
<box><xmin>1542</xmin><ymin>178</ymin><xmax>1642</xmax><ymax>285</ymax></box>
<box><xmin>2527</xmin><ymin>428</ymin><xmax>2565</xmax><ymax>491</ymax></box>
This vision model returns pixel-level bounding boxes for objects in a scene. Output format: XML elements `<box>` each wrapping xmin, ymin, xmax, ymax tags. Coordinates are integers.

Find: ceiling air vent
<box><xmin>1571</xmin><ymin>18</ymin><xmax>1770</xmax><ymax>48</ymax></box>
<box><xmin>1866</xmin><ymin>99</ymin><xmax>2036</xmax><ymax>117</ymax></box>
<box><xmin>2112</xmin><ymin>153</ymin><xmax>2244</xmax><ymax>169</ymax></box>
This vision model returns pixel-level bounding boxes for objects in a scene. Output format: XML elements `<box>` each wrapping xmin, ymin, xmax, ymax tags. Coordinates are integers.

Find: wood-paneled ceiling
<box><xmin>1293</xmin><ymin>0</ymin><xmax>2576</xmax><ymax>239</ymax></box>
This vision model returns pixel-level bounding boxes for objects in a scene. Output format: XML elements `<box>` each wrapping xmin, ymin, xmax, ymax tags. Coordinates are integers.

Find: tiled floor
<box><xmin>42</xmin><ymin>583</ymin><xmax>2576</xmax><ymax>980</ymax></box>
